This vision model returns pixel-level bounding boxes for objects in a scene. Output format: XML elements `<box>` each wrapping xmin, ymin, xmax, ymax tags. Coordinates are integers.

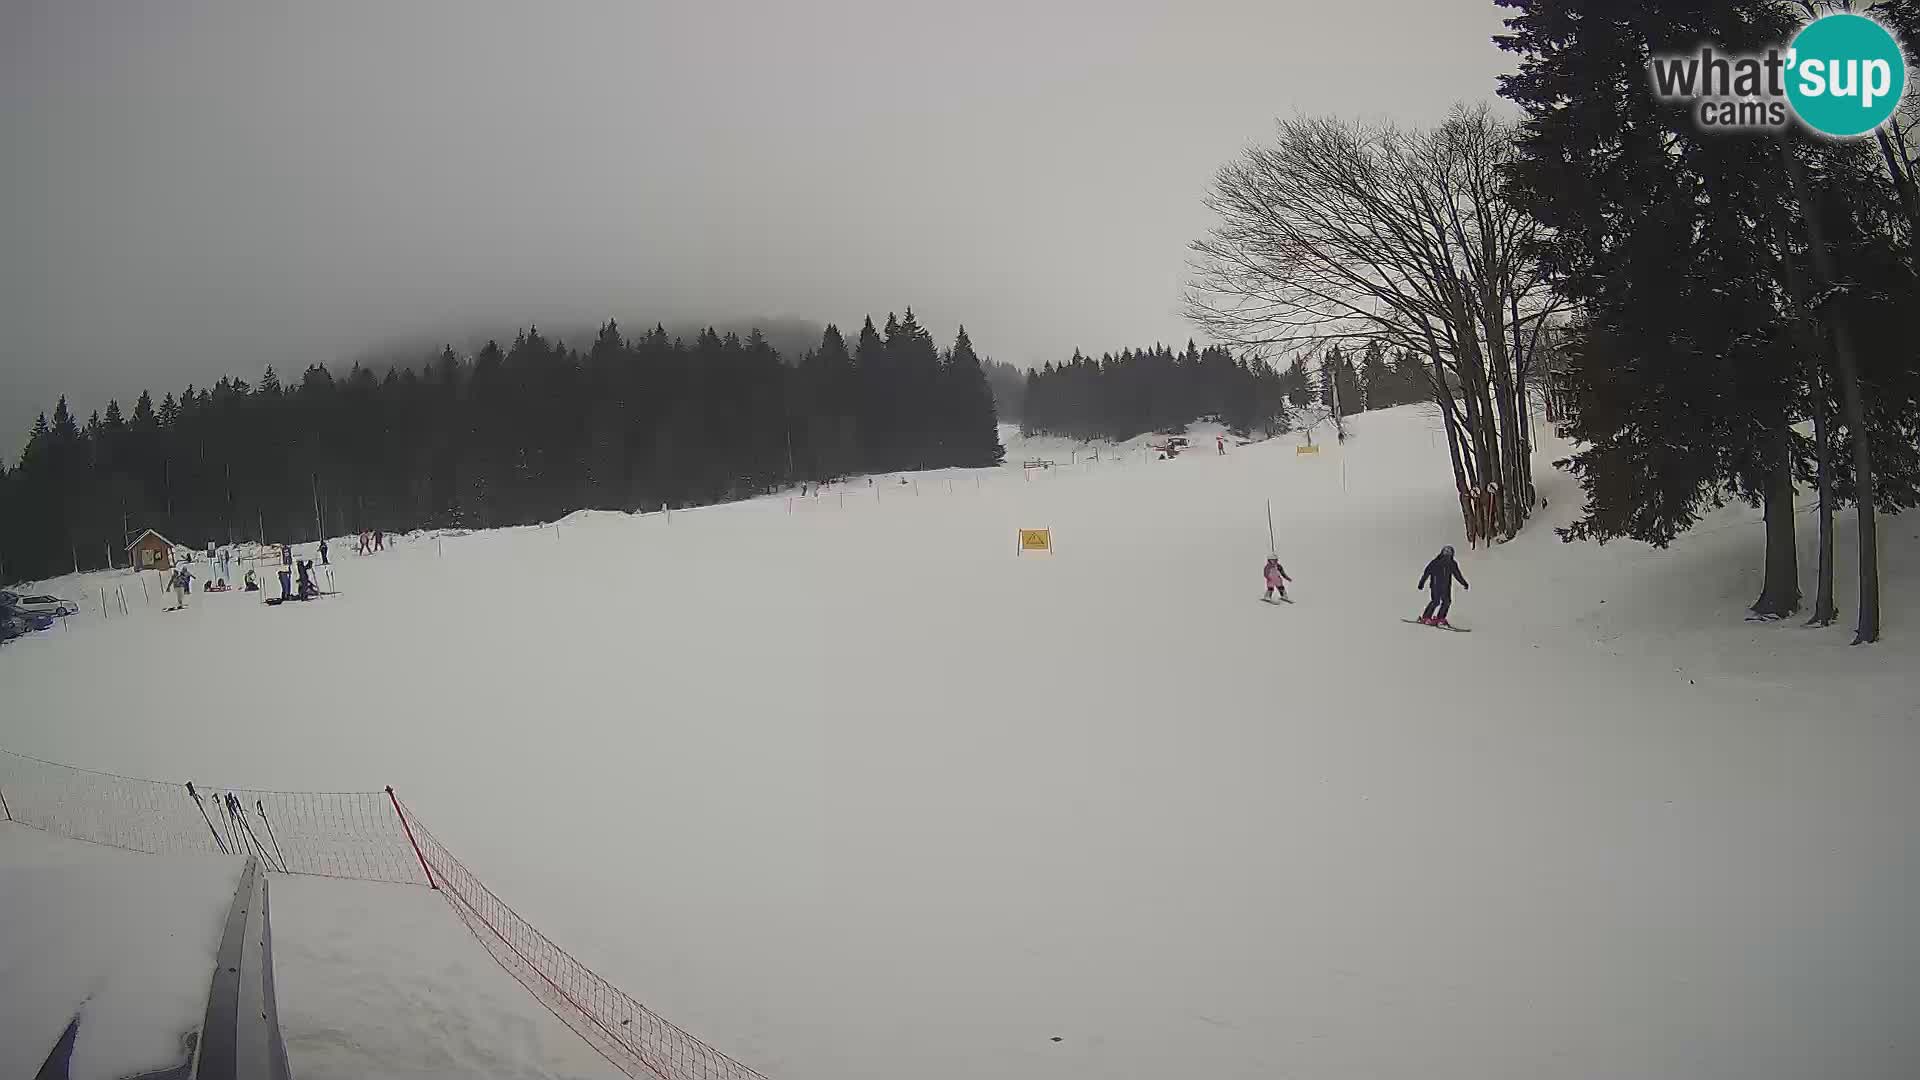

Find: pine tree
<box><xmin>1316</xmin><ymin>348</ymin><xmax>1362</xmax><ymax>418</ymax></box>
<box><xmin>1359</xmin><ymin>340</ymin><xmax>1394</xmax><ymax>409</ymax></box>
<box><xmin>885</xmin><ymin>309</ymin><xmax>945</xmax><ymax>468</ymax></box>
<box><xmin>854</xmin><ymin>316</ymin><xmax>891</xmax><ymax>471</ymax></box>
<box><xmin>980</xmin><ymin>358</ymin><xmax>1027</xmax><ymax>423</ymax></box>
<box><xmin>800</xmin><ymin>324</ymin><xmax>860</xmax><ymax>479</ymax></box>
<box><xmin>51</xmin><ymin>397</ymin><xmax>79</xmax><ymax>442</ymax></box>
<box><xmin>1283</xmin><ymin>357</ymin><xmax>1313</xmax><ymax>409</ymax></box>
<box><xmin>1498</xmin><ymin>0</ymin><xmax>1816</xmax><ymax>617</ymax></box>
<box><xmin>942</xmin><ymin>326</ymin><xmax>1005</xmax><ymax>466</ymax></box>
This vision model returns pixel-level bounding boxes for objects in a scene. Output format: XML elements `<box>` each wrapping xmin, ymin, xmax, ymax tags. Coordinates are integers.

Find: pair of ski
<box><xmin>1258</xmin><ymin>596</ymin><xmax>1470</xmax><ymax>631</ymax></box>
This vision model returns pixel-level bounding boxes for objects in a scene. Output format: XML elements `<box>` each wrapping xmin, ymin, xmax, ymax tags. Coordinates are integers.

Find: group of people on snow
<box><xmin>355</xmin><ymin>530</ymin><xmax>385</xmax><ymax>555</ymax></box>
<box><xmin>265</xmin><ymin>558</ymin><xmax>321</xmax><ymax>605</ymax></box>
<box><xmin>1258</xmin><ymin>543</ymin><xmax>1469</xmax><ymax>628</ymax></box>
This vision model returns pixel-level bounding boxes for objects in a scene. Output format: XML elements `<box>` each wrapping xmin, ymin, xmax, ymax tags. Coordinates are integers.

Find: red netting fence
<box><xmin>0</xmin><ymin>747</ymin><xmax>766</xmax><ymax>1080</ymax></box>
<box><xmin>399</xmin><ymin>804</ymin><xmax>769</xmax><ymax>1080</ymax></box>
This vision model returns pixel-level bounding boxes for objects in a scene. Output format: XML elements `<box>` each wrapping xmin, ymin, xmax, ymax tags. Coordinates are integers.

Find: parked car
<box><xmin>9</xmin><ymin>592</ymin><xmax>79</xmax><ymax>618</ymax></box>
<box><xmin>0</xmin><ymin>590</ymin><xmax>65</xmax><ymax>641</ymax></box>
<box><xmin>0</xmin><ymin>593</ymin><xmax>27</xmax><ymax>642</ymax></box>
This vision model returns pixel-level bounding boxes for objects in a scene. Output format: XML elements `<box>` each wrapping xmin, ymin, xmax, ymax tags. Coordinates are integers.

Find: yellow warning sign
<box><xmin>1296</xmin><ymin>444</ymin><xmax>1320</xmax><ymax>455</ymax></box>
<box><xmin>1018</xmin><ymin>528</ymin><xmax>1052</xmax><ymax>554</ymax></box>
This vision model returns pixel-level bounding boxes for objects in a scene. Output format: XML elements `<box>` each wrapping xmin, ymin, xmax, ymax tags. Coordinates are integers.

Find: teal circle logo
<box><xmin>1786</xmin><ymin>14</ymin><xmax>1907</xmax><ymax>138</ymax></box>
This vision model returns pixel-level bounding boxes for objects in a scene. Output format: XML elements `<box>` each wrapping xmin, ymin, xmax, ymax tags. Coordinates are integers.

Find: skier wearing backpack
<box><xmin>168</xmin><ymin>564</ymin><xmax>194</xmax><ymax>610</ymax></box>
<box><xmin>1416</xmin><ymin>545</ymin><xmax>1468</xmax><ymax>626</ymax></box>
<box><xmin>1262</xmin><ymin>556</ymin><xmax>1291</xmax><ymax>602</ymax></box>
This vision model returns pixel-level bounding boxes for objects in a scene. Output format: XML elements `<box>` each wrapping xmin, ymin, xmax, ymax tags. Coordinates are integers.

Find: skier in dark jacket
<box><xmin>1416</xmin><ymin>544</ymin><xmax>1469</xmax><ymax>626</ymax></box>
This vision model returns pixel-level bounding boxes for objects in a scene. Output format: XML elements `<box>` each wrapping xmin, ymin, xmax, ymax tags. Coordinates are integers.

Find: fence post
<box><xmin>0</xmin><ymin>781</ymin><xmax>12</xmax><ymax>822</ymax></box>
<box><xmin>387</xmin><ymin>786</ymin><xmax>437</xmax><ymax>889</ymax></box>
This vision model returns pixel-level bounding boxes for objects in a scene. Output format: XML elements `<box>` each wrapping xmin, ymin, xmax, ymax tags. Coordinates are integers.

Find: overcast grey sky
<box><xmin>1</xmin><ymin>0</ymin><xmax>1512</xmax><ymax>448</ymax></box>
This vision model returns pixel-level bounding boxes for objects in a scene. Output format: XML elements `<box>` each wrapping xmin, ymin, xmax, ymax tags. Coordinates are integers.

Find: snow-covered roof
<box><xmin>124</xmin><ymin>529</ymin><xmax>178</xmax><ymax>551</ymax></box>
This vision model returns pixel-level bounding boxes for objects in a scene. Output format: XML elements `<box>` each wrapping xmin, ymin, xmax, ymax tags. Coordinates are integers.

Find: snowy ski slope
<box><xmin>3</xmin><ymin>403</ymin><xmax>1916</xmax><ymax>1080</ymax></box>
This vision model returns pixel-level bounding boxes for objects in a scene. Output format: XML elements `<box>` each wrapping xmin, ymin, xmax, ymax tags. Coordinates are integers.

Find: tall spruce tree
<box><xmin>942</xmin><ymin>326</ymin><xmax>1006</xmax><ymax>465</ymax></box>
<box><xmin>1497</xmin><ymin>0</ymin><xmax>1809</xmax><ymax>617</ymax></box>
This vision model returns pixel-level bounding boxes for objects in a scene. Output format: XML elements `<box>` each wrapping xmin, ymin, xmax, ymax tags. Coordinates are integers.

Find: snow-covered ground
<box><xmin>0</xmin><ymin>823</ymin><xmax>621</xmax><ymax>1080</ymax></box>
<box><xmin>272</xmin><ymin>873</ymin><xmax>622</xmax><ymax>1080</ymax></box>
<box><xmin>4</xmin><ymin>404</ymin><xmax>1917</xmax><ymax>1080</ymax></box>
<box><xmin>0</xmin><ymin>824</ymin><xmax>234</xmax><ymax>1080</ymax></box>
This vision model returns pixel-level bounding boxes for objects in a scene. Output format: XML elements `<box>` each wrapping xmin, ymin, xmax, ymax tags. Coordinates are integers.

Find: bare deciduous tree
<box><xmin>1187</xmin><ymin>104</ymin><xmax>1562</xmax><ymax>542</ymax></box>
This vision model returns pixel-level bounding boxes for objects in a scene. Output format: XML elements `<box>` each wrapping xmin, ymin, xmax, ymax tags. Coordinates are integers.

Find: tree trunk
<box><xmin>1752</xmin><ymin>433</ymin><xmax>1801</xmax><ymax>618</ymax></box>
<box><xmin>1785</xmin><ymin>145</ymin><xmax>1879</xmax><ymax>643</ymax></box>
<box><xmin>1766</xmin><ymin>181</ymin><xmax>1839</xmax><ymax>628</ymax></box>
<box><xmin>1421</xmin><ymin>327</ymin><xmax>1473</xmax><ymax>532</ymax></box>
<box><xmin>1828</xmin><ymin>320</ymin><xmax>1880</xmax><ymax>644</ymax></box>
<box><xmin>1447</xmin><ymin>304</ymin><xmax>1499</xmax><ymax>534</ymax></box>
<box><xmin>1808</xmin><ymin>393</ymin><xmax>1838</xmax><ymax>626</ymax></box>
<box><xmin>1511</xmin><ymin>303</ymin><xmax>1535</xmax><ymax>511</ymax></box>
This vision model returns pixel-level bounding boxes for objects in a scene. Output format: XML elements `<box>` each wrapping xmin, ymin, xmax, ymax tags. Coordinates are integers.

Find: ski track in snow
<box><xmin>4</xmin><ymin>404</ymin><xmax>1917</xmax><ymax>1080</ymax></box>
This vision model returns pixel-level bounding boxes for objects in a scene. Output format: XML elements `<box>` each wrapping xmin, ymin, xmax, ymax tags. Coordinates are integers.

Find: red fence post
<box><xmin>387</xmin><ymin>786</ymin><xmax>436</xmax><ymax>890</ymax></box>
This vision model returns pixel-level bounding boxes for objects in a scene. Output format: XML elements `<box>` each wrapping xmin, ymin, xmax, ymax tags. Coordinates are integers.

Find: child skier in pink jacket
<box><xmin>1263</xmin><ymin>556</ymin><xmax>1291</xmax><ymax>602</ymax></box>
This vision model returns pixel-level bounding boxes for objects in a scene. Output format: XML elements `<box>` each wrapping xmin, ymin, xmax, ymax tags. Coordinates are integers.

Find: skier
<box><xmin>319</xmin><ymin>537</ymin><xmax>329</xmax><ymax>566</ymax></box>
<box><xmin>1416</xmin><ymin>544</ymin><xmax>1469</xmax><ymax>626</ymax></box>
<box><xmin>170</xmin><ymin>564</ymin><xmax>194</xmax><ymax>610</ymax></box>
<box><xmin>1263</xmin><ymin>556</ymin><xmax>1291</xmax><ymax>602</ymax></box>
<box><xmin>1217</xmin><ymin>434</ymin><xmax>1226</xmax><ymax>456</ymax></box>
<box><xmin>374</xmin><ymin>529</ymin><xmax>384</xmax><ymax>552</ymax></box>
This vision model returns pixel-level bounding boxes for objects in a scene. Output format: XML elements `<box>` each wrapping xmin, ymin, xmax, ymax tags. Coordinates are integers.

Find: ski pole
<box><xmin>256</xmin><ymin>799</ymin><xmax>289</xmax><ymax>871</ymax></box>
<box><xmin>228</xmin><ymin>793</ymin><xmax>280</xmax><ymax>871</ymax></box>
<box><xmin>245</xmin><ymin>805</ymin><xmax>284</xmax><ymax>873</ymax></box>
<box><xmin>220</xmin><ymin>793</ymin><xmax>248</xmax><ymax>859</ymax></box>
<box><xmin>187</xmin><ymin>782</ymin><xmax>229</xmax><ymax>854</ymax></box>
<box><xmin>217</xmin><ymin>792</ymin><xmax>242</xmax><ymax>855</ymax></box>
<box><xmin>231</xmin><ymin>793</ymin><xmax>270</xmax><ymax>868</ymax></box>
<box><xmin>225</xmin><ymin>794</ymin><xmax>254</xmax><ymax>861</ymax></box>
